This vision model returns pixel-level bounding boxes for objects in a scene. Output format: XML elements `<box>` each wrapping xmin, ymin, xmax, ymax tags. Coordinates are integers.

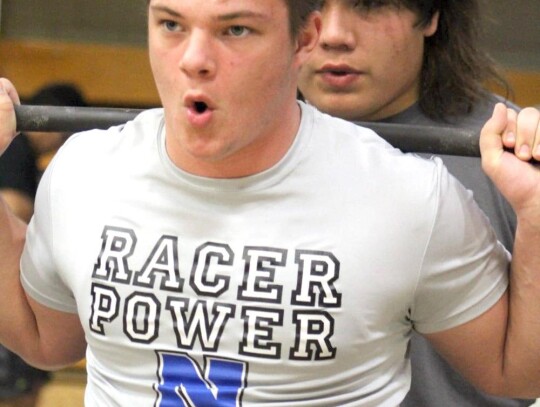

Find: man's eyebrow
<box><xmin>149</xmin><ymin>6</ymin><xmax>269</xmax><ymax>22</ymax></box>
<box><xmin>150</xmin><ymin>5</ymin><xmax>182</xmax><ymax>18</ymax></box>
<box><xmin>215</xmin><ymin>11</ymin><xmax>270</xmax><ymax>22</ymax></box>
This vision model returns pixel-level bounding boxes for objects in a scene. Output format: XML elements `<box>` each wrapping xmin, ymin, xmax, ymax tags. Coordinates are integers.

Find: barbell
<box><xmin>14</xmin><ymin>104</ymin><xmax>481</xmax><ymax>157</ymax></box>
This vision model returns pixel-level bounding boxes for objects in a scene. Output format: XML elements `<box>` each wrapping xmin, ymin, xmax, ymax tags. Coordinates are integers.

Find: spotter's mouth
<box><xmin>317</xmin><ymin>64</ymin><xmax>361</xmax><ymax>76</ymax></box>
<box><xmin>326</xmin><ymin>70</ymin><xmax>350</xmax><ymax>76</ymax></box>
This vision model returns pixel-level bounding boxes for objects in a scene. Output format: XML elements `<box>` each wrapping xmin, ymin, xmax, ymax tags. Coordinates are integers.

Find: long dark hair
<box><xmin>411</xmin><ymin>0</ymin><xmax>511</xmax><ymax>120</ymax></box>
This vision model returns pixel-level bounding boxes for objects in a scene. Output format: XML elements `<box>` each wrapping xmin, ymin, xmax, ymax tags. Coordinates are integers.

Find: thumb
<box><xmin>480</xmin><ymin>102</ymin><xmax>508</xmax><ymax>172</ymax></box>
<box><xmin>0</xmin><ymin>79</ymin><xmax>20</xmax><ymax>156</ymax></box>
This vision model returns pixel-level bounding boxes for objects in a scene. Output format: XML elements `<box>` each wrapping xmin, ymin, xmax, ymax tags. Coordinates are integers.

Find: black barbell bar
<box><xmin>14</xmin><ymin>105</ymin><xmax>480</xmax><ymax>157</ymax></box>
<box><xmin>15</xmin><ymin>105</ymin><xmax>141</xmax><ymax>134</ymax></box>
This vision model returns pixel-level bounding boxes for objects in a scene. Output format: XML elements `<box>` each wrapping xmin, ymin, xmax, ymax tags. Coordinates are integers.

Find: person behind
<box><xmin>0</xmin><ymin>135</ymin><xmax>37</xmax><ymax>222</ymax></box>
<box><xmin>0</xmin><ymin>82</ymin><xmax>86</xmax><ymax>407</ymax></box>
<box><xmin>0</xmin><ymin>1</ymin><xmax>540</xmax><ymax>405</ymax></box>
<box><xmin>297</xmin><ymin>1</ymin><xmax>534</xmax><ymax>405</ymax></box>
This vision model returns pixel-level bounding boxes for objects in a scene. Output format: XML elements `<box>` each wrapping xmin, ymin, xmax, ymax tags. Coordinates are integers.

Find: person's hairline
<box><xmin>145</xmin><ymin>0</ymin><xmax>316</xmax><ymax>41</ymax></box>
<box><xmin>149</xmin><ymin>4</ymin><xmax>274</xmax><ymax>25</ymax></box>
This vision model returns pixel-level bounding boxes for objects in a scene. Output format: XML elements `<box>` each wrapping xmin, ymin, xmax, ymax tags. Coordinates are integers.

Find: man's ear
<box><xmin>293</xmin><ymin>11</ymin><xmax>322</xmax><ymax>67</ymax></box>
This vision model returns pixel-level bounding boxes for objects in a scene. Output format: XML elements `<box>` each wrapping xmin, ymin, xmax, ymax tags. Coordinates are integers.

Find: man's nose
<box><xmin>178</xmin><ymin>30</ymin><xmax>217</xmax><ymax>78</ymax></box>
<box><xmin>319</xmin><ymin>6</ymin><xmax>357</xmax><ymax>52</ymax></box>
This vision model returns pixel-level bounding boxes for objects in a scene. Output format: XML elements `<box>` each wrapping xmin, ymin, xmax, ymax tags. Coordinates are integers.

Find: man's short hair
<box><xmin>145</xmin><ymin>0</ymin><xmax>322</xmax><ymax>40</ymax></box>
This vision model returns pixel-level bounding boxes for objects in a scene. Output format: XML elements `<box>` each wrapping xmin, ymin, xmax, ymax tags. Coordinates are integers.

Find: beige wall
<box><xmin>1</xmin><ymin>0</ymin><xmax>538</xmax><ymax>70</ymax></box>
<box><xmin>0</xmin><ymin>39</ymin><xmax>159</xmax><ymax>107</ymax></box>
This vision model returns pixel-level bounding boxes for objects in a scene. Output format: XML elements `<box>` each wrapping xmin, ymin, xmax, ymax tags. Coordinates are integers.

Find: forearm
<box><xmin>473</xmin><ymin>103</ymin><xmax>540</xmax><ymax>396</ymax></box>
<box><xmin>501</xmin><ymin>215</ymin><xmax>540</xmax><ymax>396</ymax></box>
<box><xmin>0</xmin><ymin>197</ymin><xmax>43</xmax><ymax>362</ymax></box>
<box><xmin>424</xmin><ymin>214</ymin><xmax>540</xmax><ymax>398</ymax></box>
<box><xmin>0</xmin><ymin>197</ymin><xmax>87</xmax><ymax>369</ymax></box>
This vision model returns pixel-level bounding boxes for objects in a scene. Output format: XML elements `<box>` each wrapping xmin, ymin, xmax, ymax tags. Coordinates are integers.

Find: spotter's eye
<box><xmin>226</xmin><ymin>25</ymin><xmax>251</xmax><ymax>37</ymax></box>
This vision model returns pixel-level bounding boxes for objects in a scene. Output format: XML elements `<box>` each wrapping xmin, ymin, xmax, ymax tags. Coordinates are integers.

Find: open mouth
<box><xmin>184</xmin><ymin>94</ymin><xmax>215</xmax><ymax>125</ymax></box>
<box><xmin>185</xmin><ymin>97</ymin><xmax>214</xmax><ymax>126</ymax></box>
<box><xmin>194</xmin><ymin>101</ymin><xmax>208</xmax><ymax>114</ymax></box>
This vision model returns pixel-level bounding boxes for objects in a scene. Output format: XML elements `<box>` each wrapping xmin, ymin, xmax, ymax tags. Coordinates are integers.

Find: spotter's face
<box><xmin>298</xmin><ymin>0</ymin><xmax>438</xmax><ymax>121</ymax></box>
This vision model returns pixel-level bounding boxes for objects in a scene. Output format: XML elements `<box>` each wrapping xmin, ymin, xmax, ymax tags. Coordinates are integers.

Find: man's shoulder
<box><xmin>305</xmin><ymin>104</ymin><xmax>442</xmax><ymax>191</ymax></box>
<box><xmin>60</xmin><ymin>108</ymin><xmax>164</xmax><ymax>155</ymax></box>
<box><xmin>307</xmin><ymin>103</ymin><xmax>396</xmax><ymax>152</ymax></box>
<box><xmin>42</xmin><ymin>108</ymin><xmax>165</xmax><ymax>184</ymax></box>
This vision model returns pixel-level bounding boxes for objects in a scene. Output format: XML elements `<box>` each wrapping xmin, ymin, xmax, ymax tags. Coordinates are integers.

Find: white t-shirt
<box><xmin>20</xmin><ymin>103</ymin><xmax>508</xmax><ymax>406</ymax></box>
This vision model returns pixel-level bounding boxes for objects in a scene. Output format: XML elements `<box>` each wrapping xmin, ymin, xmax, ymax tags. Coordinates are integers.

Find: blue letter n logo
<box><xmin>155</xmin><ymin>351</ymin><xmax>247</xmax><ymax>407</ymax></box>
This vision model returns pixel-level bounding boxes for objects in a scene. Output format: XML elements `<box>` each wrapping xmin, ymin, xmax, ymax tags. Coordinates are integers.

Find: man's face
<box><xmin>148</xmin><ymin>0</ymin><xmax>318</xmax><ymax>177</ymax></box>
<box><xmin>298</xmin><ymin>0</ymin><xmax>438</xmax><ymax>122</ymax></box>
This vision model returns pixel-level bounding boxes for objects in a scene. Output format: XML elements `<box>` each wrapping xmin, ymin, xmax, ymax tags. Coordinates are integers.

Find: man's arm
<box><xmin>0</xmin><ymin>78</ymin><xmax>86</xmax><ymax>370</ymax></box>
<box><xmin>424</xmin><ymin>104</ymin><xmax>540</xmax><ymax>398</ymax></box>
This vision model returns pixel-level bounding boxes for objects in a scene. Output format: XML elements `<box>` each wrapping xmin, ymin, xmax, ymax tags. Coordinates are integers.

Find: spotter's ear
<box><xmin>424</xmin><ymin>11</ymin><xmax>439</xmax><ymax>37</ymax></box>
<box><xmin>293</xmin><ymin>11</ymin><xmax>322</xmax><ymax>67</ymax></box>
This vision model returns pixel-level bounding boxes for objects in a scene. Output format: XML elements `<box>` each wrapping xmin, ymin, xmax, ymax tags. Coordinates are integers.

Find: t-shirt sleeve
<box><xmin>411</xmin><ymin>158</ymin><xmax>509</xmax><ymax>334</ymax></box>
<box><xmin>20</xmin><ymin>156</ymin><xmax>78</xmax><ymax>314</ymax></box>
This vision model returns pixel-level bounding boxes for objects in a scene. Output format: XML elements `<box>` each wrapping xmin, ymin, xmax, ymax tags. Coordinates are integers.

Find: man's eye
<box><xmin>162</xmin><ymin>20</ymin><xmax>180</xmax><ymax>32</ymax></box>
<box><xmin>226</xmin><ymin>25</ymin><xmax>250</xmax><ymax>37</ymax></box>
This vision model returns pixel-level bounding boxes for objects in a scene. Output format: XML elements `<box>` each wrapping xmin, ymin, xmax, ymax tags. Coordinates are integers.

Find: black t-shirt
<box><xmin>0</xmin><ymin>134</ymin><xmax>38</xmax><ymax>198</ymax></box>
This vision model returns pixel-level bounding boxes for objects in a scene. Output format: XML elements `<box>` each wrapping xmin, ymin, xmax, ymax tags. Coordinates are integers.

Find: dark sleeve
<box><xmin>0</xmin><ymin>134</ymin><xmax>38</xmax><ymax>199</ymax></box>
